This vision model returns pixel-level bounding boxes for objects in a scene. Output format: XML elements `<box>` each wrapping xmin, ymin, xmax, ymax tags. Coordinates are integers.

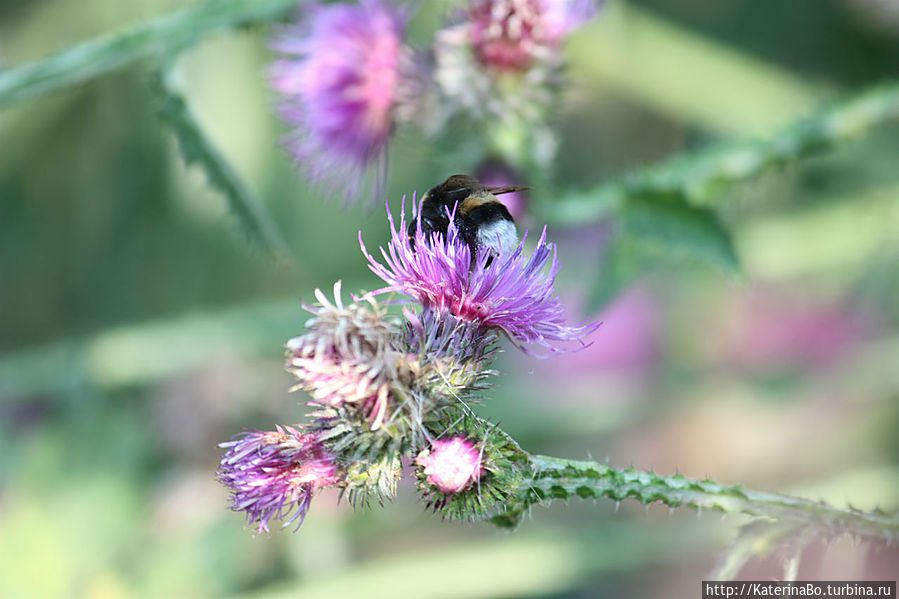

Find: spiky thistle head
<box><xmin>361</xmin><ymin>196</ymin><xmax>599</xmax><ymax>354</ymax></box>
<box><xmin>415</xmin><ymin>414</ymin><xmax>531</xmax><ymax>527</ymax></box>
<box><xmin>403</xmin><ymin>307</ymin><xmax>499</xmax><ymax>397</ymax></box>
<box><xmin>217</xmin><ymin>426</ymin><xmax>339</xmax><ymax>533</ymax></box>
<box><xmin>286</xmin><ymin>282</ymin><xmax>399</xmax><ymax>429</ymax></box>
<box><xmin>285</xmin><ymin>283</ymin><xmax>499</xmax><ymax>506</ymax></box>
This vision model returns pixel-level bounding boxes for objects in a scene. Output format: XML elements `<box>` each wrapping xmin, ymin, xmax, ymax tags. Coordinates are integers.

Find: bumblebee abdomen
<box><xmin>475</xmin><ymin>219</ymin><xmax>518</xmax><ymax>255</ymax></box>
<box><xmin>459</xmin><ymin>200</ymin><xmax>517</xmax><ymax>255</ymax></box>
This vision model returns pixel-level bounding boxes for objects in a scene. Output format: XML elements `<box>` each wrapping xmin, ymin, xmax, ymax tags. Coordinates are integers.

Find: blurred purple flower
<box><xmin>270</xmin><ymin>0</ymin><xmax>407</xmax><ymax>203</ymax></box>
<box><xmin>416</xmin><ymin>436</ymin><xmax>484</xmax><ymax>494</ymax></box>
<box><xmin>541</xmin><ymin>0</ymin><xmax>601</xmax><ymax>41</ymax></box>
<box><xmin>360</xmin><ymin>196</ymin><xmax>598</xmax><ymax>353</ymax></box>
<box><xmin>218</xmin><ymin>426</ymin><xmax>339</xmax><ymax>533</ymax></box>
<box><xmin>468</xmin><ymin>0</ymin><xmax>600</xmax><ymax>71</ymax></box>
<box><xmin>554</xmin><ymin>286</ymin><xmax>660</xmax><ymax>375</ymax></box>
<box><xmin>711</xmin><ymin>288</ymin><xmax>871</xmax><ymax>372</ymax></box>
<box><xmin>432</xmin><ymin>1</ymin><xmax>600</xmax><ymax>166</ymax></box>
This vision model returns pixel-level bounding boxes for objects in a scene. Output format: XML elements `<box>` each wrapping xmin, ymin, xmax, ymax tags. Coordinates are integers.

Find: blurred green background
<box><xmin>1</xmin><ymin>0</ymin><xmax>898</xmax><ymax>597</ymax></box>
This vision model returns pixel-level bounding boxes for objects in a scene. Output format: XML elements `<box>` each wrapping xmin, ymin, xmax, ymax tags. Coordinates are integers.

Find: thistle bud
<box><xmin>416</xmin><ymin>436</ymin><xmax>485</xmax><ymax>494</ymax></box>
<box><xmin>415</xmin><ymin>415</ymin><xmax>530</xmax><ymax>526</ymax></box>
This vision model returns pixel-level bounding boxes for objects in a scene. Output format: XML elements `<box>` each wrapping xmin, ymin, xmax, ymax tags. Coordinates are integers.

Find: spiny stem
<box><xmin>548</xmin><ymin>81</ymin><xmax>899</xmax><ymax>225</ymax></box>
<box><xmin>516</xmin><ymin>454</ymin><xmax>898</xmax><ymax>544</ymax></box>
<box><xmin>0</xmin><ymin>0</ymin><xmax>296</xmax><ymax>108</ymax></box>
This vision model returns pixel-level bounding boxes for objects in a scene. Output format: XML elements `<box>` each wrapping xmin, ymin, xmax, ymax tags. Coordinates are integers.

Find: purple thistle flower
<box><xmin>416</xmin><ymin>436</ymin><xmax>485</xmax><ymax>494</ymax></box>
<box><xmin>217</xmin><ymin>426</ymin><xmax>339</xmax><ymax>533</ymax></box>
<box><xmin>269</xmin><ymin>0</ymin><xmax>407</xmax><ymax>203</ymax></box>
<box><xmin>360</xmin><ymin>196</ymin><xmax>599</xmax><ymax>353</ymax></box>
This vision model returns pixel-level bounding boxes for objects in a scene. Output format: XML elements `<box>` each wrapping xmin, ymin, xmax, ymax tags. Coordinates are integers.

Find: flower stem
<box><xmin>0</xmin><ymin>0</ymin><xmax>296</xmax><ymax>108</ymax></box>
<box><xmin>516</xmin><ymin>454</ymin><xmax>898</xmax><ymax>544</ymax></box>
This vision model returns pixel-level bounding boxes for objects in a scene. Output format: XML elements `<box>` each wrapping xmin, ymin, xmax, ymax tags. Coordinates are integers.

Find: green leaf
<box><xmin>584</xmin><ymin>234</ymin><xmax>652</xmax><ymax>314</ymax></box>
<box><xmin>0</xmin><ymin>0</ymin><xmax>296</xmax><ymax>108</ymax></box>
<box><xmin>549</xmin><ymin>81</ymin><xmax>899</xmax><ymax>226</ymax></box>
<box><xmin>584</xmin><ymin>192</ymin><xmax>740</xmax><ymax>313</ymax></box>
<box><xmin>620</xmin><ymin>192</ymin><xmax>740</xmax><ymax>274</ymax></box>
<box><xmin>155</xmin><ymin>71</ymin><xmax>290</xmax><ymax>259</ymax></box>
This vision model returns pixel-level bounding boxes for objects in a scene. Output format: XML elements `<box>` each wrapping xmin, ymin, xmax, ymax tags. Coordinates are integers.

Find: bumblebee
<box><xmin>410</xmin><ymin>174</ymin><xmax>528</xmax><ymax>258</ymax></box>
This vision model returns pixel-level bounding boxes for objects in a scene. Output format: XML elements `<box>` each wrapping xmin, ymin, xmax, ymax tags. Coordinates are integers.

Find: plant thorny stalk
<box><xmin>513</xmin><ymin>453</ymin><xmax>899</xmax><ymax>545</ymax></box>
